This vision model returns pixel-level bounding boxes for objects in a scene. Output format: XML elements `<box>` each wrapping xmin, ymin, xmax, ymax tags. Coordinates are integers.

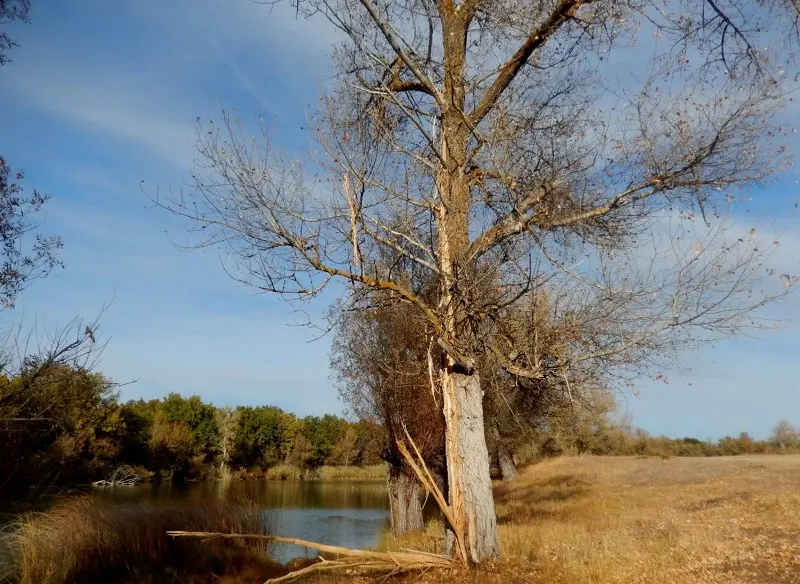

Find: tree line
<box><xmin>525</xmin><ymin>403</ymin><xmax>800</xmax><ymax>459</ymax></box>
<box><xmin>120</xmin><ymin>394</ymin><xmax>385</xmax><ymax>479</ymax></box>
<box><xmin>0</xmin><ymin>364</ymin><xmax>385</xmax><ymax>497</ymax></box>
<box><xmin>2</xmin><ymin>358</ymin><xmax>797</xmax><ymax>502</ymax></box>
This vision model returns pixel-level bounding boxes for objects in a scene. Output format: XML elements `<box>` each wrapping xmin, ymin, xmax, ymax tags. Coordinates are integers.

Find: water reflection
<box><xmin>93</xmin><ymin>480</ymin><xmax>389</xmax><ymax>562</ymax></box>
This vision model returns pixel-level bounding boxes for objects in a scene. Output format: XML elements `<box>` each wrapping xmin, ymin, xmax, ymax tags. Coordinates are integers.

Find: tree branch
<box><xmin>356</xmin><ymin>0</ymin><xmax>443</xmax><ymax>105</ymax></box>
<box><xmin>457</xmin><ymin>0</ymin><xmax>483</xmax><ymax>23</ymax></box>
<box><xmin>485</xmin><ymin>341</ymin><xmax>544</xmax><ymax>380</ymax></box>
<box><xmin>303</xmin><ymin>251</ymin><xmax>445</xmax><ymax>341</ymax></box>
<box><xmin>469</xmin><ymin>0</ymin><xmax>589</xmax><ymax>125</ymax></box>
<box><xmin>466</xmin><ymin>181</ymin><xmax>558</xmax><ymax>262</ymax></box>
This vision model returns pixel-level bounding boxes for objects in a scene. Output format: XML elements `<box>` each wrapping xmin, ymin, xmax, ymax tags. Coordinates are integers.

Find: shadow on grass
<box><xmin>681</xmin><ymin>490</ymin><xmax>755</xmax><ymax>513</ymax></box>
<box><xmin>494</xmin><ymin>472</ymin><xmax>591</xmax><ymax>525</ymax></box>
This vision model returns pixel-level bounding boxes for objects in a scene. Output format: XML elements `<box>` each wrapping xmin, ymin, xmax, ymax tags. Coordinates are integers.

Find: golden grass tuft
<box><xmin>377</xmin><ymin>519</ymin><xmax>445</xmax><ymax>556</ymax></box>
<box><xmin>311</xmin><ymin>464</ymin><xmax>387</xmax><ymax>481</ymax></box>
<box><xmin>265</xmin><ymin>464</ymin><xmax>305</xmax><ymax>481</ymax></box>
<box><xmin>3</xmin><ymin>495</ymin><xmax>279</xmax><ymax>584</ymax></box>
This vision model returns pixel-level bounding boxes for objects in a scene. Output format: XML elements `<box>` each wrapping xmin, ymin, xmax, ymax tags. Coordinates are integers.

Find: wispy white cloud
<box><xmin>2</xmin><ymin>62</ymin><xmax>197</xmax><ymax>169</ymax></box>
<box><xmin>2</xmin><ymin>0</ymin><xmax>340</xmax><ymax>172</ymax></box>
<box><xmin>131</xmin><ymin>0</ymin><xmax>342</xmax><ymax>61</ymax></box>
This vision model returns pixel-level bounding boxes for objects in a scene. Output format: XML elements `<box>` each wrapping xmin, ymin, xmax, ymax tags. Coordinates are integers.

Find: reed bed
<box><xmin>260</xmin><ymin>464</ymin><xmax>387</xmax><ymax>481</ymax></box>
<box><xmin>3</xmin><ymin>495</ymin><xmax>277</xmax><ymax>584</ymax></box>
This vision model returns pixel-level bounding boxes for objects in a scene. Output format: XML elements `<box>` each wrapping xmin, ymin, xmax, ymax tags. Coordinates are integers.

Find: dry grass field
<box><xmin>6</xmin><ymin>455</ymin><xmax>798</xmax><ymax>583</ymax></box>
<box><xmin>493</xmin><ymin>455</ymin><xmax>800</xmax><ymax>584</ymax></box>
<box><xmin>322</xmin><ymin>455</ymin><xmax>800</xmax><ymax>584</ymax></box>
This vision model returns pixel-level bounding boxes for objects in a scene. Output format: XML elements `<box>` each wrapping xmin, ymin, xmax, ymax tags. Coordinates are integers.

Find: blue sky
<box><xmin>1</xmin><ymin>0</ymin><xmax>799</xmax><ymax>439</ymax></box>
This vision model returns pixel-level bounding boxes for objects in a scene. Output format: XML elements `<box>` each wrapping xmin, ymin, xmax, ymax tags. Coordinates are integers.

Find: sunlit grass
<box><xmin>6</xmin><ymin>456</ymin><xmax>798</xmax><ymax>583</ymax></box>
<box><xmin>314</xmin><ymin>455</ymin><xmax>800</xmax><ymax>584</ymax></box>
<box><xmin>3</xmin><ymin>496</ymin><xmax>279</xmax><ymax>584</ymax></box>
<box><xmin>484</xmin><ymin>455</ymin><xmax>799</xmax><ymax>583</ymax></box>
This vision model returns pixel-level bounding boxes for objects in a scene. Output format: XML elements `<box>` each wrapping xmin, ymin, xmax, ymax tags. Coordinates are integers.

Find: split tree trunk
<box><xmin>442</xmin><ymin>369</ymin><xmax>500</xmax><ymax>562</ymax></box>
<box><xmin>387</xmin><ymin>469</ymin><xmax>425</xmax><ymax>536</ymax></box>
<box><xmin>434</xmin><ymin>5</ymin><xmax>500</xmax><ymax>563</ymax></box>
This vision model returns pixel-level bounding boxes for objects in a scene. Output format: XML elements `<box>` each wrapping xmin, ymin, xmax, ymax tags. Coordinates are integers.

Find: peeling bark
<box><xmin>443</xmin><ymin>369</ymin><xmax>500</xmax><ymax>562</ymax></box>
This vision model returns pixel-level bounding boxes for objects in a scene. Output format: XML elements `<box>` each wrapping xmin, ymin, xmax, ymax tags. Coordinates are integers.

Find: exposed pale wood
<box><xmin>342</xmin><ymin>174</ymin><xmax>361</xmax><ymax>266</ymax></box>
<box><xmin>165</xmin><ymin>531</ymin><xmax>452</xmax><ymax>584</ymax></box>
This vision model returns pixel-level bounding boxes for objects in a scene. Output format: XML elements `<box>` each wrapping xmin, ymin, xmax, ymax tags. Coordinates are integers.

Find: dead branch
<box><xmin>165</xmin><ymin>531</ymin><xmax>452</xmax><ymax>582</ymax></box>
<box><xmin>396</xmin><ymin>426</ymin><xmax>467</xmax><ymax>562</ymax></box>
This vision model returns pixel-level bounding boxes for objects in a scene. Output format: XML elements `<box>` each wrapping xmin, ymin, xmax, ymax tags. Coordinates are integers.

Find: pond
<box><xmin>91</xmin><ymin>479</ymin><xmax>390</xmax><ymax>563</ymax></box>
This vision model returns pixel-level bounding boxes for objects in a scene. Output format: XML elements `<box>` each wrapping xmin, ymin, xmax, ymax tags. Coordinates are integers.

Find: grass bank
<box><xmin>324</xmin><ymin>455</ymin><xmax>800</xmax><ymax>584</ymax></box>
<box><xmin>1</xmin><ymin>496</ymin><xmax>283</xmax><ymax>584</ymax></box>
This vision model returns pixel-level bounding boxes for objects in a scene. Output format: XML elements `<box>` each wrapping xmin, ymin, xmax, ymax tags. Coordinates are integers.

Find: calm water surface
<box><xmin>92</xmin><ymin>480</ymin><xmax>390</xmax><ymax>562</ymax></box>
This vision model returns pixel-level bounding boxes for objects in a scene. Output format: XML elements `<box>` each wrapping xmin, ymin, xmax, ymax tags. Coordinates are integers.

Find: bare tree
<box><xmin>158</xmin><ymin>0</ymin><xmax>799</xmax><ymax>562</ymax></box>
<box><xmin>0</xmin><ymin>316</ymin><xmax>105</xmax><ymax>410</ymax></box>
<box><xmin>770</xmin><ymin>419</ymin><xmax>799</xmax><ymax>450</ymax></box>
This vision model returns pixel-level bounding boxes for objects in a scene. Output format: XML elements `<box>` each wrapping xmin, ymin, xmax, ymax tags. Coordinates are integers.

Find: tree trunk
<box><xmin>434</xmin><ymin>8</ymin><xmax>500</xmax><ymax>562</ymax></box>
<box><xmin>490</xmin><ymin>422</ymin><xmax>517</xmax><ymax>483</ymax></box>
<box><xmin>497</xmin><ymin>446</ymin><xmax>517</xmax><ymax>483</ymax></box>
<box><xmin>388</xmin><ymin>469</ymin><xmax>424</xmax><ymax>536</ymax></box>
<box><xmin>443</xmin><ymin>369</ymin><xmax>500</xmax><ymax>562</ymax></box>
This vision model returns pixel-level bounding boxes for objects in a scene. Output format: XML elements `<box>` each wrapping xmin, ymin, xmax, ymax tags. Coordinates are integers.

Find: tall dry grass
<box><xmin>493</xmin><ymin>455</ymin><xmax>800</xmax><ymax>584</ymax></box>
<box><xmin>2</xmin><ymin>496</ymin><xmax>279</xmax><ymax>584</ymax></box>
<box><xmin>323</xmin><ymin>455</ymin><xmax>800</xmax><ymax>584</ymax></box>
<box><xmin>264</xmin><ymin>464</ymin><xmax>304</xmax><ymax>481</ymax></box>
<box><xmin>8</xmin><ymin>456</ymin><xmax>797</xmax><ymax>583</ymax></box>
<box><xmin>312</xmin><ymin>465</ymin><xmax>386</xmax><ymax>481</ymax></box>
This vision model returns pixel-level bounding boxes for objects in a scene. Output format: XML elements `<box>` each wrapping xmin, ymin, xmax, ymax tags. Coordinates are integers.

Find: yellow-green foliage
<box><xmin>312</xmin><ymin>464</ymin><xmax>387</xmax><ymax>481</ymax></box>
<box><xmin>262</xmin><ymin>464</ymin><xmax>386</xmax><ymax>481</ymax></box>
<box><xmin>1</xmin><ymin>365</ymin><xmax>124</xmax><ymax>491</ymax></box>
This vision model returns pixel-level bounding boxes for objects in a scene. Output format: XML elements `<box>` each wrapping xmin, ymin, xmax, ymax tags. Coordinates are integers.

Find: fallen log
<box><xmin>166</xmin><ymin>531</ymin><xmax>453</xmax><ymax>583</ymax></box>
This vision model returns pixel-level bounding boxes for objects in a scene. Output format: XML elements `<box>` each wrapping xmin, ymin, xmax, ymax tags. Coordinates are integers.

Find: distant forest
<box><xmin>1</xmin><ymin>363</ymin><xmax>798</xmax><ymax>498</ymax></box>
